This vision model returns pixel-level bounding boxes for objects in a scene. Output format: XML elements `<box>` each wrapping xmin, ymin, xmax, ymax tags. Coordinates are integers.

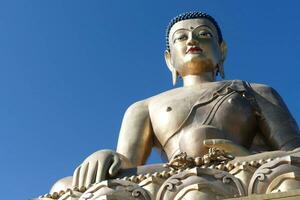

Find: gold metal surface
<box><xmin>37</xmin><ymin>12</ymin><xmax>300</xmax><ymax>200</ymax></box>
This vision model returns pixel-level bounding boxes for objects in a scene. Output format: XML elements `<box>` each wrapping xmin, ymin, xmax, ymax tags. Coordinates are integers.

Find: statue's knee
<box><xmin>50</xmin><ymin>176</ymin><xmax>73</xmax><ymax>194</ymax></box>
<box><xmin>36</xmin><ymin>177</ymin><xmax>74</xmax><ymax>200</ymax></box>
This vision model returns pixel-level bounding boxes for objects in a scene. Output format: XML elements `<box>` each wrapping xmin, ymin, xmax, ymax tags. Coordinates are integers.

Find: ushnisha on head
<box><xmin>164</xmin><ymin>12</ymin><xmax>227</xmax><ymax>85</ymax></box>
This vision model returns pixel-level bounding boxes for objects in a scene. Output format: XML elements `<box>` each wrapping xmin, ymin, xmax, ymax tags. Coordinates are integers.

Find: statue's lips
<box><xmin>186</xmin><ymin>47</ymin><xmax>203</xmax><ymax>54</ymax></box>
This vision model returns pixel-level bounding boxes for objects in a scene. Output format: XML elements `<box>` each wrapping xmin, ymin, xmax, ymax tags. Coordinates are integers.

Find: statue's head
<box><xmin>164</xmin><ymin>12</ymin><xmax>227</xmax><ymax>85</ymax></box>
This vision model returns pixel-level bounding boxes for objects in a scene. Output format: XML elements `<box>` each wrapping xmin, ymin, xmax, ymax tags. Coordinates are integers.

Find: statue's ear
<box><xmin>220</xmin><ymin>41</ymin><xmax>227</xmax><ymax>62</ymax></box>
<box><xmin>164</xmin><ymin>50</ymin><xmax>173</xmax><ymax>71</ymax></box>
<box><xmin>217</xmin><ymin>41</ymin><xmax>227</xmax><ymax>79</ymax></box>
<box><xmin>164</xmin><ymin>50</ymin><xmax>178</xmax><ymax>86</ymax></box>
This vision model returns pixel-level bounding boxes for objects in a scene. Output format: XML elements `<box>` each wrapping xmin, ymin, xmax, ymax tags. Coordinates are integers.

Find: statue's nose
<box><xmin>186</xmin><ymin>32</ymin><xmax>199</xmax><ymax>46</ymax></box>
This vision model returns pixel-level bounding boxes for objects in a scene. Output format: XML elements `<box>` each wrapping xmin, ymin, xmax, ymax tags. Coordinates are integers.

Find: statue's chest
<box><xmin>149</xmin><ymin>87</ymin><xmax>257</xmax><ymax>147</ymax></box>
<box><xmin>148</xmin><ymin>88</ymin><xmax>215</xmax><ymax>146</ymax></box>
<box><xmin>149</xmin><ymin>94</ymin><xmax>196</xmax><ymax>141</ymax></box>
<box><xmin>188</xmin><ymin>92</ymin><xmax>257</xmax><ymax>145</ymax></box>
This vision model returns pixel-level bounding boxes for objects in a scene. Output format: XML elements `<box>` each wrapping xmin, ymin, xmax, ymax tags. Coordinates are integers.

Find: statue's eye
<box><xmin>174</xmin><ymin>34</ymin><xmax>188</xmax><ymax>43</ymax></box>
<box><xmin>198</xmin><ymin>32</ymin><xmax>213</xmax><ymax>38</ymax></box>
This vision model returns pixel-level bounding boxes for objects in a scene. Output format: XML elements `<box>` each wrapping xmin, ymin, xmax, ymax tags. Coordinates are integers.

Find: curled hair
<box><xmin>166</xmin><ymin>11</ymin><xmax>223</xmax><ymax>50</ymax></box>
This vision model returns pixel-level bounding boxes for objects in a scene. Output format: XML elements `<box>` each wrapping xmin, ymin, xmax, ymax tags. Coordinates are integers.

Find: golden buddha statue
<box><xmin>37</xmin><ymin>12</ymin><xmax>300</xmax><ymax>200</ymax></box>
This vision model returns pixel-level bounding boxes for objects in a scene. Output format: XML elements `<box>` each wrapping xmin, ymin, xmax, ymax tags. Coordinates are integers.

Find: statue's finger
<box><xmin>72</xmin><ymin>166</ymin><xmax>81</xmax><ymax>187</ymax></box>
<box><xmin>78</xmin><ymin>162</ymin><xmax>89</xmax><ymax>189</ymax></box>
<box><xmin>109</xmin><ymin>154</ymin><xmax>121</xmax><ymax>177</ymax></box>
<box><xmin>95</xmin><ymin>157</ymin><xmax>111</xmax><ymax>183</ymax></box>
<box><xmin>203</xmin><ymin>139</ymin><xmax>233</xmax><ymax>147</ymax></box>
<box><xmin>203</xmin><ymin>139</ymin><xmax>214</xmax><ymax>146</ymax></box>
<box><xmin>85</xmin><ymin>161</ymin><xmax>98</xmax><ymax>188</ymax></box>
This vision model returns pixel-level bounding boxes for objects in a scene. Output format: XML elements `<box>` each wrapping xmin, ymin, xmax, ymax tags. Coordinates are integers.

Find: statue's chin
<box><xmin>181</xmin><ymin>58</ymin><xmax>215</xmax><ymax>76</ymax></box>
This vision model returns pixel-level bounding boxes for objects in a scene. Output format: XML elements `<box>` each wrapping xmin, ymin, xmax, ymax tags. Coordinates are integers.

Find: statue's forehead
<box><xmin>169</xmin><ymin>18</ymin><xmax>219</xmax><ymax>39</ymax></box>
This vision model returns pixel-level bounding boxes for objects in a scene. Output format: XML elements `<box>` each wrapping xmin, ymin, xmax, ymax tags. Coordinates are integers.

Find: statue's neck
<box><xmin>182</xmin><ymin>73</ymin><xmax>215</xmax><ymax>87</ymax></box>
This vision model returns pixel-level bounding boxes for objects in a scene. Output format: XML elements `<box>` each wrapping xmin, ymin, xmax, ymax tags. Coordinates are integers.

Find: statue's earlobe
<box><xmin>218</xmin><ymin>41</ymin><xmax>227</xmax><ymax>79</ymax></box>
<box><xmin>217</xmin><ymin>64</ymin><xmax>225</xmax><ymax>79</ymax></box>
<box><xmin>171</xmin><ymin>68</ymin><xmax>178</xmax><ymax>86</ymax></box>
<box><xmin>220</xmin><ymin>41</ymin><xmax>228</xmax><ymax>61</ymax></box>
<box><xmin>164</xmin><ymin>50</ymin><xmax>178</xmax><ymax>86</ymax></box>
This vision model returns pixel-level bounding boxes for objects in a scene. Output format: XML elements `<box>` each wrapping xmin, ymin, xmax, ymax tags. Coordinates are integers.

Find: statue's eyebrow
<box><xmin>192</xmin><ymin>25</ymin><xmax>214</xmax><ymax>32</ymax></box>
<box><xmin>193</xmin><ymin>25</ymin><xmax>218</xmax><ymax>39</ymax></box>
<box><xmin>171</xmin><ymin>28</ymin><xmax>189</xmax><ymax>39</ymax></box>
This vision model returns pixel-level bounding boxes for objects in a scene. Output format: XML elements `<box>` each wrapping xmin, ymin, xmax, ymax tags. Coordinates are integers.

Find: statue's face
<box><xmin>168</xmin><ymin>18</ymin><xmax>222</xmax><ymax>77</ymax></box>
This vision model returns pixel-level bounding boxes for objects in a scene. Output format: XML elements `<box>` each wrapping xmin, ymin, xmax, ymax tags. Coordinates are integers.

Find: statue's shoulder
<box><xmin>247</xmin><ymin>82</ymin><xmax>281</xmax><ymax>99</ymax></box>
<box><xmin>247</xmin><ymin>82</ymin><xmax>286</xmax><ymax>107</ymax></box>
<box><xmin>125</xmin><ymin>81</ymin><xmax>280</xmax><ymax>112</ymax></box>
<box><xmin>249</xmin><ymin>83</ymin><xmax>278</xmax><ymax>95</ymax></box>
<box><xmin>124</xmin><ymin>87</ymin><xmax>185</xmax><ymax>115</ymax></box>
<box><xmin>147</xmin><ymin>87</ymin><xmax>188</xmax><ymax>106</ymax></box>
<box><xmin>124</xmin><ymin>99</ymin><xmax>150</xmax><ymax>116</ymax></box>
<box><xmin>150</xmin><ymin>87</ymin><xmax>185</xmax><ymax>99</ymax></box>
<box><xmin>224</xmin><ymin>80</ymin><xmax>278</xmax><ymax>96</ymax></box>
<box><xmin>147</xmin><ymin>80</ymin><xmax>245</xmax><ymax>106</ymax></box>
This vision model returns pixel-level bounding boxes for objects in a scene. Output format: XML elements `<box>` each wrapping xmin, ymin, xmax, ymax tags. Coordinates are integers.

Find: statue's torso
<box><xmin>148</xmin><ymin>80</ymin><xmax>259</xmax><ymax>159</ymax></box>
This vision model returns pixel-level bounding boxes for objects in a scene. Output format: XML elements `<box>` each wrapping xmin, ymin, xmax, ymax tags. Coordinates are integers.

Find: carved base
<box><xmin>36</xmin><ymin>153</ymin><xmax>300</xmax><ymax>200</ymax></box>
<box><xmin>226</xmin><ymin>189</ymin><xmax>300</xmax><ymax>200</ymax></box>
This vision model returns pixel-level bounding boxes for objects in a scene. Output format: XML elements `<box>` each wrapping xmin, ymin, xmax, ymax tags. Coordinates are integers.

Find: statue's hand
<box><xmin>203</xmin><ymin>139</ymin><xmax>251</xmax><ymax>156</ymax></box>
<box><xmin>72</xmin><ymin>149</ymin><xmax>133</xmax><ymax>189</ymax></box>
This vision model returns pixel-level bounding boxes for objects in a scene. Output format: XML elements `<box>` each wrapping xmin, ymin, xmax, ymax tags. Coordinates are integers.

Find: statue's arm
<box><xmin>69</xmin><ymin>100</ymin><xmax>153</xmax><ymax>189</ymax></box>
<box><xmin>116</xmin><ymin>99</ymin><xmax>154</xmax><ymax>166</ymax></box>
<box><xmin>251</xmin><ymin>83</ymin><xmax>300</xmax><ymax>150</ymax></box>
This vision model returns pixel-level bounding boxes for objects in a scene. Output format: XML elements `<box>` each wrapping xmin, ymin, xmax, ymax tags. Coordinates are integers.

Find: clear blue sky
<box><xmin>0</xmin><ymin>1</ymin><xmax>299</xmax><ymax>199</ymax></box>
